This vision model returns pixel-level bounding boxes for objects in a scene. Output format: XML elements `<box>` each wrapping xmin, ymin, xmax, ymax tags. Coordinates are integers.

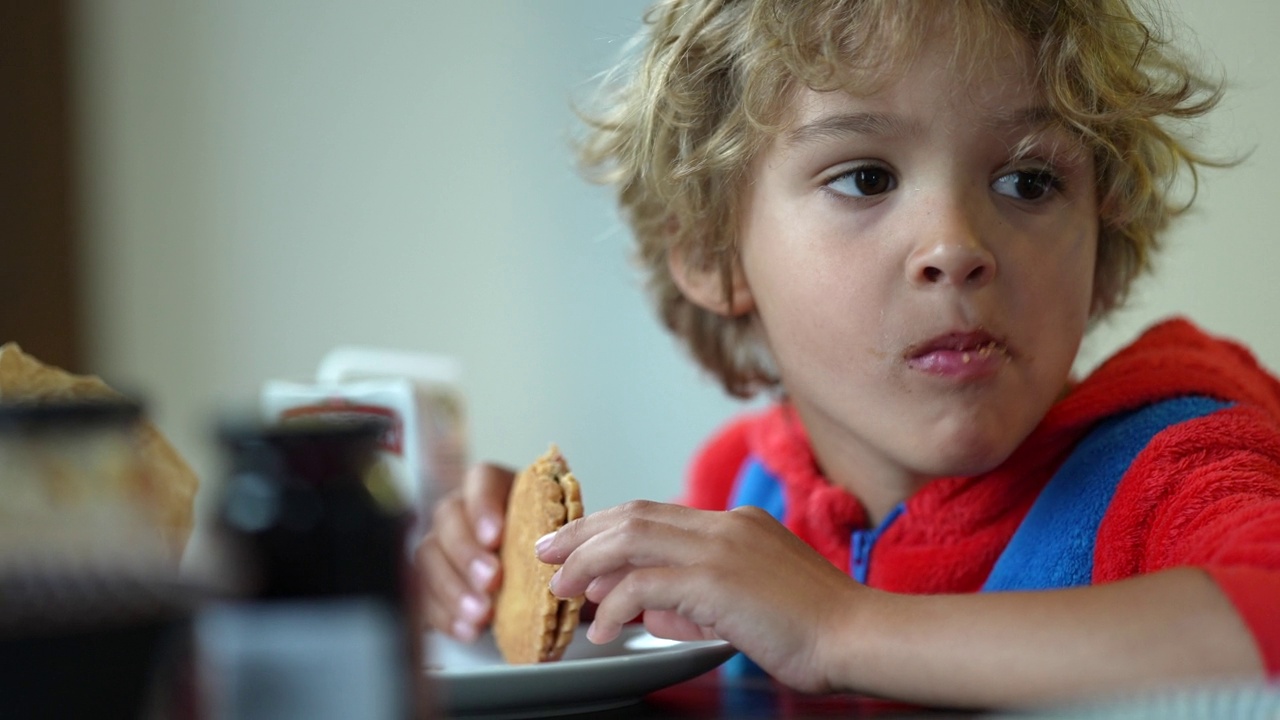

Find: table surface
<box><xmin>484</xmin><ymin>670</ymin><xmax>973</xmax><ymax>720</ymax></box>
<box><xmin>488</xmin><ymin>670</ymin><xmax>1280</xmax><ymax>720</ymax></box>
<box><xmin>646</xmin><ymin>673</ymin><xmax>966</xmax><ymax>719</ymax></box>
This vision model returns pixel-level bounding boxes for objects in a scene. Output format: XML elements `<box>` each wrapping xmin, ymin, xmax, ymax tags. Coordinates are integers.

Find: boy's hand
<box><xmin>537</xmin><ymin>500</ymin><xmax>864</xmax><ymax>693</ymax></box>
<box><xmin>415</xmin><ymin>463</ymin><xmax>514</xmax><ymax>642</ymax></box>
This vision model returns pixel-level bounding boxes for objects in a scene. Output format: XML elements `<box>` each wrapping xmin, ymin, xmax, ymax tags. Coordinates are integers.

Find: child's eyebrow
<box><xmin>784</xmin><ymin>112</ymin><xmax>921</xmax><ymax>147</ymax></box>
<box><xmin>783</xmin><ymin>106</ymin><xmax>1060</xmax><ymax>148</ymax></box>
<box><xmin>986</xmin><ymin>105</ymin><xmax>1059</xmax><ymax>133</ymax></box>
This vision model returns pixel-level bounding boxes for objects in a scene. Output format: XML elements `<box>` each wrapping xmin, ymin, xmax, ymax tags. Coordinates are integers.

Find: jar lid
<box><xmin>0</xmin><ymin>399</ymin><xmax>143</xmax><ymax>429</ymax></box>
<box><xmin>219</xmin><ymin>415</ymin><xmax>391</xmax><ymax>487</ymax></box>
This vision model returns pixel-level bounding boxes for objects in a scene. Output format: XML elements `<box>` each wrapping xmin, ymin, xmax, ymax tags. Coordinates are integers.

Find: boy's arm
<box><xmin>849</xmin><ymin>405</ymin><xmax>1280</xmax><ymax>708</ymax></box>
<box><xmin>541</xmin><ymin>501</ymin><xmax>1270</xmax><ymax>710</ymax></box>
<box><xmin>832</xmin><ymin>567</ymin><xmax>1263</xmax><ymax>708</ymax></box>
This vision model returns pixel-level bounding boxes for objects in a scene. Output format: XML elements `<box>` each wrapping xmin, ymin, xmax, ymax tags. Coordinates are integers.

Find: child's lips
<box><xmin>904</xmin><ymin>331</ymin><xmax>1011</xmax><ymax>378</ymax></box>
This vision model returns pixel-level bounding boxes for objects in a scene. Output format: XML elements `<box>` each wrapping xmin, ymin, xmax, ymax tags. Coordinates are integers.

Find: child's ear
<box><xmin>667</xmin><ymin>243</ymin><xmax>755</xmax><ymax>317</ymax></box>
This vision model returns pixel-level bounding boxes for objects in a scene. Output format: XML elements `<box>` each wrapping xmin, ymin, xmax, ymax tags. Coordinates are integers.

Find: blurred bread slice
<box><xmin>0</xmin><ymin>343</ymin><xmax>198</xmax><ymax>560</ymax></box>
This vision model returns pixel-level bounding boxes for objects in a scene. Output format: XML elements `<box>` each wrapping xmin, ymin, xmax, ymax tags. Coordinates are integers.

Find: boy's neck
<box><xmin>794</xmin><ymin>406</ymin><xmax>932</xmax><ymax>527</ymax></box>
<box><xmin>838</xmin><ymin>471</ymin><xmax>924</xmax><ymax>528</ymax></box>
<box><xmin>803</xmin><ymin>427</ymin><xmax>926</xmax><ymax>525</ymax></box>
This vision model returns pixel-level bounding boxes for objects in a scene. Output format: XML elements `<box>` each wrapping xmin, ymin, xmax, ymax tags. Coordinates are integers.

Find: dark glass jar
<box><xmin>0</xmin><ymin>399</ymin><xmax>196</xmax><ymax>719</ymax></box>
<box><xmin>210</xmin><ymin>417</ymin><xmax>427</xmax><ymax>719</ymax></box>
<box><xmin>216</xmin><ymin>417</ymin><xmax>409</xmax><ymax>604</ymax></box>
<box><xmin>0</xmin><ymin>400</ymin><xmax>144</xmax><ymax>497</ymax></box>
<box><xmin>0</xmin><ymin>398</ymin><xmax>161</xmax><ymax>564</ymax></box>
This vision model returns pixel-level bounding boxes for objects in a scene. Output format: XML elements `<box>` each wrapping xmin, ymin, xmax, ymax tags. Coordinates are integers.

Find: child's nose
<box><xmin>905</xmin><ymin>208</ymin><xmax>997</xmax><ymax>289</ymax></box>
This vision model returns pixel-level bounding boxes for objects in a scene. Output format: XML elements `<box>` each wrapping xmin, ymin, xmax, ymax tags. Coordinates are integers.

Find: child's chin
<box><xmin>915</xmin><ymin>436</ymin><xmax>1018</xmax><ymax>479</ymax></box>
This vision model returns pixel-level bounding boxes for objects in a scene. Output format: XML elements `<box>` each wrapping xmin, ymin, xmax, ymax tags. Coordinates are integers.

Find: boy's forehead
<box><xmin>772</xmin><ymin>36</ymin><xmax>1047</xmax><ymax>137</ymax></box>
<box><xmin>769</xmin><ymin>4</ymin><xmax>1038</xmax><ymax>103</ymax></box>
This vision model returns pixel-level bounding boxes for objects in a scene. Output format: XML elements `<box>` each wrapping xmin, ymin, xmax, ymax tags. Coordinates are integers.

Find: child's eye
<box><xmin>826</xmin><ymin>165</ymin><xmax>897</xmax><ymax>198</ymax></box>
<box><xmin>992</xmin><ymin>169</ymin><xmax>1061</xmax><ymax>201</ymax></box>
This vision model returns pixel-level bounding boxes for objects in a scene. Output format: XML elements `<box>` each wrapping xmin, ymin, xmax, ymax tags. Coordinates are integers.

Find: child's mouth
<box><xmin>904</xmin><ymin>332</ymin><xmax>1011</xmax><ymax>378</ymax></box>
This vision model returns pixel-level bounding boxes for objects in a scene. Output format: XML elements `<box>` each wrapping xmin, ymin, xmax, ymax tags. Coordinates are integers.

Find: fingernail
<box><xmin>451</xmin><ymin>619</ymin><xmax>478</xmax><ymax>643</ymax></box>
<box><xmin>548</xmin><ymin>568</ymin><xmax>562</xmax><ymax>594</ymax></box>
<box><xmin>534</xmin><ymin>531</ymin><xmax>556</xmax><ymax>556</ymax></box>
<box><xmin>477</xmin><ymin>516</ymin><xmax>500</xmax><ymax>546</ymax></box>
<box><xmin>469</xmin><ymin>558</ymin><xmax>496</xmax><ymax>588</ymax></box>
<box><xmin>459</xmin><ymin>593</ymin><xmax>488</xmax><ymax>622</ymax></box>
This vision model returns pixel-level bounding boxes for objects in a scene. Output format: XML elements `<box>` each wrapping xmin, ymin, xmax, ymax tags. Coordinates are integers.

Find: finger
<box><xmin>538</xmin><ymin>500</ymin><xmax>670</xmax><ymax>563</ymax></box>
<box><xmin>463</xmin><ymin>463</ymin><xmax>515</xmax><ymax>549</ymax></box>
<box><xmin>419</xmin><ymin>539</ymin><xmax>491</xmax><ymax>641</ymax></box>
<box><xmin>551</xmin><ymin>507</ymin><xmax>712</xmax><ymax>596</ymax></box>
<box><xmin>559</xmin><ymin>570</ymin><xmax>643</xmax><ymax>629</ymax></box>
<box><xmin>642</xmin><ymin>610</ymin><xmax>717</xmax><ymax>643</ymax></box>
<box><xmin>580</xmin><ymin>568</ymin><xmax>627</xmax><ymax>604</ymax></box>
<box><xmin>586</xmin><ymin>566</ymin><xmax>688</xmax><ymax>644</ymax></box>
<box><xmin>432</xmin><ymin>493</ymin><xmax>501</xmax><ymax>594</ymax></box>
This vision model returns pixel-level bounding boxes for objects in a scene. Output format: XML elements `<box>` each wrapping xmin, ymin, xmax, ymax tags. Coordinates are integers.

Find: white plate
<box><xmin>425</xmin><ymin>626</ymin><xmax>736</xmax><ymax>718</ymax></box>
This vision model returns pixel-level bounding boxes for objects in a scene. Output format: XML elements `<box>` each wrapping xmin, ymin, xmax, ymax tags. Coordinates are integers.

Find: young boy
<box><xmin>419</xmin><ymin>0</ymin><xmax>1280</xmax><ymax>708</ymax></box>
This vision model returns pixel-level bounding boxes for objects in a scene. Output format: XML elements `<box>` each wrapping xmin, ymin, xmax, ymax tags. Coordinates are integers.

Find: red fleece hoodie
<box><xmin>682</xmin><ymin>318</ymin><xmax>1280</xmax><ymax>674</ymax></box>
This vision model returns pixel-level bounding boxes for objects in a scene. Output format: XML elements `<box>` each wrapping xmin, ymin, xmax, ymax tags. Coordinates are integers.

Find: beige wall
<box><xmin>73</xmin><ymin>0</ymin><xmax>1280</xmax><ymax>547</ymax></box>
<box><xmin>1077</xmin><ymin>0</ymin><xmax>1280</xmax><ymax>372</ymax></box>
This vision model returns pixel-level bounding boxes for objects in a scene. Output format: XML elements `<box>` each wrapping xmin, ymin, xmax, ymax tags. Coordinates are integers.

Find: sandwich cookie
<box><xmin>492</xmin><ymin>445</ymin><xmax>584</xmax><ymax>664</ymax></box>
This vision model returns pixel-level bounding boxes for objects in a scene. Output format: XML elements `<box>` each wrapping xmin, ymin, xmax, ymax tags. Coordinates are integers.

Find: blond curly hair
<box><xmin>578</xmin><ymin>0</ymin><xmax>1223</xmax><ymax>398</ymax></box>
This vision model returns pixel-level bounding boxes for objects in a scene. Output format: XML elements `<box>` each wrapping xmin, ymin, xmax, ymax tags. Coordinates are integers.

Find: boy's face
<box><xmin>734</xmin><ymin>38</ymin><xmax>1097</xmax><ymax>495</ymax></box>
